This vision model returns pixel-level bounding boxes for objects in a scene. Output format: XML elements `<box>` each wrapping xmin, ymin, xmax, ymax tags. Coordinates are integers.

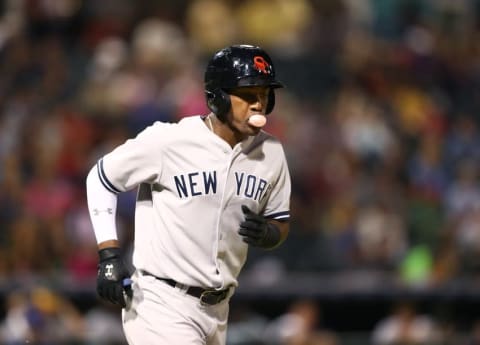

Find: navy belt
<box><xmin>142</xmin><ymin>272</ymin><xmax>229</xmax><ymax>305</ymax></box>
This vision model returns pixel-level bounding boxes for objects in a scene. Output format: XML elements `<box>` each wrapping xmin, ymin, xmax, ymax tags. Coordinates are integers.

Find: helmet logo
<box><xmin>253</xmin><ymin>56</ymin><xmax>271</xmax><ymax>75</ymax></box>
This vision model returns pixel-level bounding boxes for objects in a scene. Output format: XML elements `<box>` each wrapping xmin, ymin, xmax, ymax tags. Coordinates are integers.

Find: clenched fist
<box><xmin>97</xmin><ymin>247</ymin><xmax>132</xmax><ymax>307</ymax></box>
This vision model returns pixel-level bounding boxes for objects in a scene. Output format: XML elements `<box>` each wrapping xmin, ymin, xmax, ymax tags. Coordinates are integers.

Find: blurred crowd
<box><xmin>1</xmin><ymin>0</ymin><xmax>480</xmax><ymax>343</ymax></box>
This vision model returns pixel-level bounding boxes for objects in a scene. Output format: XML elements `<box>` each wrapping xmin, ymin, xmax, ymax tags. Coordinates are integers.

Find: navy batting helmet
<box><xmin>204</xmin><ymin>45</ymin><xmax>284</xmax><ymax>118</ymax></box>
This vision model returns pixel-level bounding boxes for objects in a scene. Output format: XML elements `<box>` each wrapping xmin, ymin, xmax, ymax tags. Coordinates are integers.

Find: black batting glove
<box><xmin>239</xmin><ymin>205</ymin><xmax>281</xmax><ymax>249</ymax></box>
<box><xmin>97</xmin><ymin>247</ymin><xmax>132</xmax><ymax>308</ymax></box>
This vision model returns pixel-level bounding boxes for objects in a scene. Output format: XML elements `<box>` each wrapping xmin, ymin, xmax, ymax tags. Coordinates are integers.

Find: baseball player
<box><xmin>86</xmin><ymin>44</ymin><xmax>291</xmax><ymax>345</ymax></box>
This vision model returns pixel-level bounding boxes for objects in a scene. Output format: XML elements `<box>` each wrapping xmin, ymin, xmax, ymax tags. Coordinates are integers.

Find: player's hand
<box><xmin>97</xmin><ymin>247</ymin><xmax>132</xmax><ymax>308</ymax></box>
<box><xmin>239</xmin><ymin>205</ymin><xmax>281</xmax><ymax>249</ymax></box>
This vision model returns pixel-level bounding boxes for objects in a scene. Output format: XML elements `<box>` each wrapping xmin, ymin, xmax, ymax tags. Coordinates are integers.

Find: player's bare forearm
<box><xmin>98</xmin><ymin>239</ymin><xmax>121</xmax><ymax>250</ymax></box>
<box><xmin>269</xmin><ymin>220</ymin><xmax>289</xmax><ymax>248</ymax></box>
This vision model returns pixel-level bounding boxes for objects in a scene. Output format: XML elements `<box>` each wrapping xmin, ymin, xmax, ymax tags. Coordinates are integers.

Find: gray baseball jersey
<box><xmin>97</xmin><ymin>115</ymin><xmax>291</xmax><ymax>290</ymax></box>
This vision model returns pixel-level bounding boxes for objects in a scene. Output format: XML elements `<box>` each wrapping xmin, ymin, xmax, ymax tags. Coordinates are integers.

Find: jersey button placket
<box><xmin>212</xmin><ymin>147</ymin><xmax>233</xmax><ymax>282</ymax></box>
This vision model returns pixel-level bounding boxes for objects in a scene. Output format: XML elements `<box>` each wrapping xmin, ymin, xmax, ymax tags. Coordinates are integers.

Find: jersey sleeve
<box><xmin>263</xmin><ymin>146</ymin><xmax>291</xmax><ymax>221</ymax></box>
<box><xmin>99</xmin><ymin>122</ymin><xmax>168</xmax><ymax>192</ymax></box>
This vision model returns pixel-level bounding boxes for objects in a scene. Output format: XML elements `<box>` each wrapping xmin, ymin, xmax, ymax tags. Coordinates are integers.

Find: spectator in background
<box><xmin>0</xmin><ymin>291</ymin><xmax>31</xmax><ymax>344</ymax></box>
<box><xmin>443</xmin><ymin>116</ymin><xmax>480</xmax><ymax>178</ymax></box>
<box><xmin>354</xmin><ymin>200</ymin><xmax>407</xmax><ymax>268</ymax></box>
<box><xmin>444</xmin><ymin>158</ymin><xmax>480</xmax><ymax>221</ymax></box>
<box><xmin>465</xmin><ymin>320</ymin><xmax>480</xmax><ymax>345</ymax></box>
<box><xmin>263</xmin><ymin>299</ymin><xmax>339</xmax><ymax>345</ymax></box>
<box><xmin>83</xmin><ymin>303</ymin><xmax>126</xmax><ymax>345</ymax></box>
<box><xmin>185</xmin><ymin>0</ymin><xmax>238</xmax><ymax>54</ymax></box>
<box><xmin>0</xmin><ymin>287</ymin><xmax>84</xmax><ymax>344</ymax></box>
<box><xmin>372</xmin><ymin>302</ymin><xmax>439</xmax><ymax>345</ymax></box>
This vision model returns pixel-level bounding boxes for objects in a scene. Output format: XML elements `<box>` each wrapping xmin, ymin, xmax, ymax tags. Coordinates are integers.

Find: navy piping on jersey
<box><xmin>265</xmin><ymin>211</ymin><xmax>289</xmax><ymax>220</ymax></box>
<box><xmin>97</xmin><ymin>158</ymin><xmax>121</xmax><ymax>194</ymax></box>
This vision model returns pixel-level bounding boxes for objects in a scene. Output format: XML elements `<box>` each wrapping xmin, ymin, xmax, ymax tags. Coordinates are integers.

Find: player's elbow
<box><xmin>86</xmin><ymin>165</ymin><xmax>97</xmax><ymax>189</ymax></box>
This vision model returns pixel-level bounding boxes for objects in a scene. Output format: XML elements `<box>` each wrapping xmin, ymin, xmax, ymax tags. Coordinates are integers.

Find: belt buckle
<box><xmin>200</xmin><ymin>289</ymin><xmax>227</xmax><ymax>306</ymax></box>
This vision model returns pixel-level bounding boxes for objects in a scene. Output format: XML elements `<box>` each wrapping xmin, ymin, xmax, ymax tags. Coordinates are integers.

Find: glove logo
<box><xmin>105</xmin><ymin>263</ymin><xmax>114</xmax><ymax>278</ymax></box>
<box><xmin>253</xmin><ymin>56</ymin><xmax>272</xmax><ymax>75</ymax></box>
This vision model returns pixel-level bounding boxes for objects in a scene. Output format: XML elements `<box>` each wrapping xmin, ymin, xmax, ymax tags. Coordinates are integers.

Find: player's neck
<box><xmin>206</xmin><ymin>113</ymin><xmax>245</xmax><ymax>148</ymax></box>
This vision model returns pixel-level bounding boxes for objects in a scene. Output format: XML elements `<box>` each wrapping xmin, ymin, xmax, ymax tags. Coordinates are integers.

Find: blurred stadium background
<box><xmin>1</xmin><ymin>0</ymin><xmax>480</xmax><ymax>344</ymax></box>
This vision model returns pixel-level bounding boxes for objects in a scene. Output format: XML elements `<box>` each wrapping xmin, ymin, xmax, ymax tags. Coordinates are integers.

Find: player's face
<box><xmin>228</xmin><ymin>86</ymin><xmax>270</xmax><ymax>135</ymax></box>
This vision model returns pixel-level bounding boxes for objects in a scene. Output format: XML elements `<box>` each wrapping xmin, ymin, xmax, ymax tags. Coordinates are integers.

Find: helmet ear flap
<box><xmin>266</xmin><ymin>89</ymin><xmax>275</xmax><ymax>114</ymax></box>
<box><xmin>206</xmin><ymin>89</ymin><xmax>231</xmax><ymax>120</ymax></box>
